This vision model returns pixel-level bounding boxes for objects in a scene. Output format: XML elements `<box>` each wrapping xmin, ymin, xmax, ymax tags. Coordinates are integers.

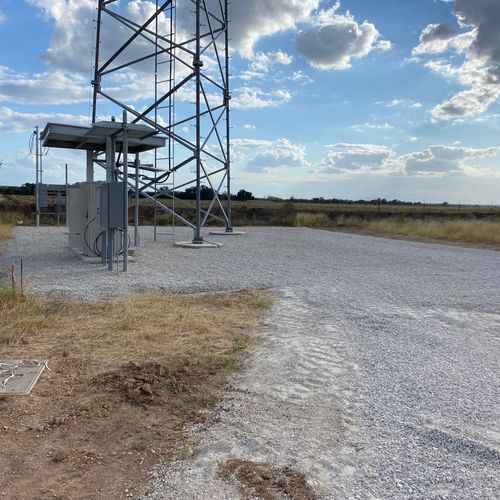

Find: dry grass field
<box><xmin>1</xmin><ymin>195</ymin><xmax>499</xmax><ymax>247</ymax></box>
<box><xmin>0</xmin><ymin>288</ymin><xmax>273</xmax><ymax>499</ymax></box>
<box><xmin>362</xmin><ymin>218</ymin><xmax>500</xmax><ymax>245</ymax></box>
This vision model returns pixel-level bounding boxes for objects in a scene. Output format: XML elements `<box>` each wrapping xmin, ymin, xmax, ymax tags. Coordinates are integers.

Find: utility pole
<box><xmin>35</xmin><ymin>126</ymin><xmax>40</xmax><ymax>228</ymax></box>
<box><xmin>225</xmin><ymin>0</ymin><xmax>233</xmax><ymax>233</ymax></box>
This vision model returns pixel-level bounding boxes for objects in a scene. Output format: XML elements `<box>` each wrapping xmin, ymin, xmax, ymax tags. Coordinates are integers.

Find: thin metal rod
<box><xmin>122</xmin><ymin>110</ymin><xmax>128</xmax><ymax>272</ymax></box>
<box><xmin>35</xmin><ymin>126</ymin><xmax>40</xmax><ymax>228</ymax></box>
<box><xmin>98</xmin><ymin>0</ymin><xmax>173</xmax><ymax>74</ymax></box>
<box><xmin>224</xmin><ymin>0</ymin><xmax>232</xmax><ymax>231</ymax></box>
<box><xmin>154</xmin><ymin>0</ymin><xmax>159</xmax><ymax>244</ymax></box>
<box><xmin>194</xmin><ymin>0</ymin><xmax>203</xmax><ymax>243</ymax></box>
<box><xmin>134</xmin><ymin>154</ymin><xmax>140</xmax><ymax>246</ymax></box>
<box><xmin>92</xmin><ymin>1</ymin><xmax>103</xmax><ymax>124</ymax></box>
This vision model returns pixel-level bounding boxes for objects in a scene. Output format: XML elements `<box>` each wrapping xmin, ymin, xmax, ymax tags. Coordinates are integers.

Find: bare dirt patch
<box><xmin>218</xmin><ymin>459</ymin><xmax>318</xmax><ymax>500</ymax></box>
<box><xmin>0</xmin><ymin>289</ymin><xmax>273</xmax><ymax>499</ymax></box>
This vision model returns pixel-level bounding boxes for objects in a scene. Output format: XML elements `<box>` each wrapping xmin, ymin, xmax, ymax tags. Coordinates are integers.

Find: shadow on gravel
<box><xmin>218</xmin><ymin>459</ymin><xmax>318</xmax><ymax>500</ymax></box>
<box><xmin>410</xmin><ymin>426</ymin><xmax>500</xmax><ymax>464</ymax></box>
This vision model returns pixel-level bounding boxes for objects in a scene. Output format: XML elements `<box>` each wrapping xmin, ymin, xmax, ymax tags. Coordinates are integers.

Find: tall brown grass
<box><xmin>0</xmin><ymin>289</ymin><xmax>274</xmax><ymax>366</ymax></box>
<box><xmin>363</xmin><ymin>218</ymin><xmax>500</xmax><ymax>244</ymax></box>
<box><xmin>0</xmin><ymin>211</ymin><xmax>25</xmax><ymax>244</ymax></box>
<box><xmin>0</xmin><ymin>224</ymin><xmax>11</xmax><ymax>244</ymax></box>
<box><xmin>295</xmin><ymin>212</ymin><xmax>330</xmax><ymax>228</ymax></box>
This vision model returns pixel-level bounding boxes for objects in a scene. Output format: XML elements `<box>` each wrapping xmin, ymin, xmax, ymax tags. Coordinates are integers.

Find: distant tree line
<box><xmin>155</xmin><ymin>186</ymin><xmax>255</xmax><ymax>201</ymax></box>
<box><xmin>267</xmin><ymin>195</ymin><xmax>447</xmax><ymax>206</ymax></box>
<box><xmin>1</xmin><ymin>183</ymin><xmax>455</xmax><ymax>206</ymax></box>
<box><xmin>0</xmin><ymin>183</ymin><xmax>35</xmax><ymax>195</ymax></box>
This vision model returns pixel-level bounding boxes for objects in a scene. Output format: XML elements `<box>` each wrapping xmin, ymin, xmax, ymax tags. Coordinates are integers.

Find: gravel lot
<box><xmin>1</xmin><ymin>226</ymin><xmax>499</xmax><ymax>498</ymax></box>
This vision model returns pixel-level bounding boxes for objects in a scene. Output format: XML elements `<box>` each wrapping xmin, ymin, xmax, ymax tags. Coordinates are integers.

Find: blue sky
<box><xmin>1</xmin><ymin>0</ymin><xmax>500</xmax><ymax>203</ymax></box>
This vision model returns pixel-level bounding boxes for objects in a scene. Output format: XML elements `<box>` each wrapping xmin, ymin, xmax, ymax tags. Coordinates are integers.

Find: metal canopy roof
<box><xmin>41</xmin><ymin>121</ymin><xmax>166</xmax><ymax>153</ymax></box>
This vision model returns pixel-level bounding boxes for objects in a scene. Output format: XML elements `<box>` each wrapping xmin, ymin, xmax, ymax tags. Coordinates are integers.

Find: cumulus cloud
<box><xmin>0</xmin><ymin>67</ymin><xmax>88</xmax><ymax>105</ymax></box>
<box><xmin>231</xmin><ymin>138</ymin><xmax>308</xmax><ymax>172</ymax></box>
<box><xmin>318</xmin><ymin>143</ymin><xmax>500</xmax><ymax>177</ymax></box>
<box><xmin>0</xmin><ymin>107</ymin><xmax>89</xmax><ymax>133</ymax></box>
<box><xmin>250</xmin><ymin>51</ymin><xmax>293</xmax><ymax>72</ymax></box>
<box><xmin>320</xmin><ymin>143</ymin><xmax>396</xmax><ymax>174</ymax></box>
<box><xmin>27</xmin><ymin>0</ymin><xmax>96</xmax><ymax>73</ymax></box>
<box><xmin>454</xmin><ymin>0</ymin><xmax>500</xmax><ymax>83</ymax></box>
<box><xmin>431</xmin><ymin>85</ymin><xmax>499</xmax><ymax>121</ymax></box>
<box><xmin>396</xmin><ymin>145</ymin><xmax>500</xmax><ymax>176</ymax></box>
<box><xmin>246</xmin><ymin>138</ymin><xmax>309</xmax><ymax>172</ymax></box>
<box><xmin>413</xmin><ymin>0</ymin><xmax>500</xmax><ymax>120</ymax></box>
<box><xmin>178</xmin><ymin>0</ymin><xmax>319</xmax><ymax>58</ymax></box>
<box><xmin>295</xmin><ymin>3</ymin><xmax>391</xmax><ymax>70</ymax></box>
<box><xmin>232</xmin><ymin>87</ymin><xmax>292</xmax><ymax>110</ymax></box>
<box><xmin>413</xmin><ymin>23</ymin><xmax>475</xmax><ymax>54</ymax></box>
<box><xmin>27</xmin><ymin>0</ymin><xmax>176</xmax><ymax>74</ymax></box>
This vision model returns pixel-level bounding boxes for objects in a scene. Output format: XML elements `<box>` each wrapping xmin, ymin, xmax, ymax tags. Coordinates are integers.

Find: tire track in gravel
<box><xmin>144</xmin><ymin>287</ymin><xmax>360</xmax><ymax>499</ymax></box>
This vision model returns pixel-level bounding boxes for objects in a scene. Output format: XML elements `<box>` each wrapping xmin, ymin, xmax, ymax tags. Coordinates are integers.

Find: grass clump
<box><xmin>0</xmin><ymin>211</ymin><xmax>26</xmax><ymax>244</ymax></box>
<box><xmin>295</xmin><ymin>212</ymin><xmax>331</xmax><ymax>228</ymax></box>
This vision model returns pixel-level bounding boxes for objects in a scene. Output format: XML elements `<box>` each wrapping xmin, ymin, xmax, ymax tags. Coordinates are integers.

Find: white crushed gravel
<box><xmin>1</xmin><ymin>226</ymin><xmax>499</xmax><ymax>499</ymax></box>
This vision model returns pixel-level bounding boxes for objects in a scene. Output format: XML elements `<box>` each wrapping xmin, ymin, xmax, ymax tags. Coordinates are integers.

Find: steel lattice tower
<box><xmin>91</xmin><ymin>0</ymin><xmax>232</xmax><ymax>244</ymax></box>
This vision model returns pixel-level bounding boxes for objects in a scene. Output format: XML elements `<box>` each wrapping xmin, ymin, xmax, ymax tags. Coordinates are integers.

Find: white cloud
<box><xmin>320</xmin><ymin>143</ymin><xmax>397</xmax><ymax>174</ymax></box>
<box><xmin>350</xmin><ymin>122</ymin><xmax>394</xmax><ymax>132</ymax></box>
<box><xmin>296</xmin><ymin>3</ymin><xmax>391</xmax><ymax>70</ymax></box>
<box><xmin>289</xmin><ymin>71</ymin><xmax>314</xmax><ymax>84</ymax></box>
<box><xmin>232</xmin><ymin>139</ymin><xmax>273</xmax><ymax>148</ymax></box>
<box><xmin>318</xmin><ymin>143</ymin><xmax>500</xmax><ymax>177</ymax></box>
<box><xmin>27</xmin><ymin>0</ymin><xmax>176</xmax><ymax>75</ymax></box>
<box><xmin>250</xmin><ymin>51</ymin><xmax>293</xmax><ymax>72</ymax></box>
<box><xmin>232</xmin><ymin>87</ymin><xmax>292</xmax><ymax>110</ymax></box>
<box><xmin>396</xmin><ymin>145</ymin><xmax>500</xmax><ymax>176</ymax></box>
<box><xmin>413</xmin><ymin>0</ymin><xmax>500</xmax><ymax>120</ymax></box>
<box><xmin>0</xmin><ymin>107</ymin><xmax>89</xmax><ymax>133</ymax></box>
<box><xmin>246</xmin><ymin>138</ymin><xmax>309</xmax><ymax>172</ymax></box>
<box><xmin>0</xmin><ymin>9</ymin><xmax>6</xmax><ymax>24</ymax></box>
<box><xmin>179</xmin><ymin>0</ymin><xmax>320</xmax><ymax>58</ymax></box>
<box><xmin>431</xmin><ymin>85</ymin><xmax>500</xmax><ymax>121</ymax></box>
<box><xmin>383</xmin><ymin>99</ymin><xmax>423</xmax><ymax>109</ymax></box>
<box><xmin>412</xmin><ymin>23</ymin><xmax>475</xmax><ymax>55</ymax></box>
<box><xmin>0</xmin><ymin>67</ymin><xmax>88</xmax><ymax>105</ymax></box>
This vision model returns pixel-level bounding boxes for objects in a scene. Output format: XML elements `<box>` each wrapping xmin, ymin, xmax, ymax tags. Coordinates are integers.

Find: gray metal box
<box><xmin>67</xmin><ymin>181</ymin><xmax>104</xmax><ymax>254</ymax></box>
<box><xmin>99</xmin><ymin>183</ymin><xmax>126</xmax><ymax>230</ymax></box>
<box><xmin>38</xmin><ymin>184</ymin><xmax>48</xmax><ymax>208</ymax></box>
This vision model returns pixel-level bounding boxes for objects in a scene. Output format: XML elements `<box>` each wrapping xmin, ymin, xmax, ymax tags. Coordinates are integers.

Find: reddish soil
<box><xmin>218</xmin><ymin>459</ymin><xmax>318</xmax><ymax>500</ymax></box>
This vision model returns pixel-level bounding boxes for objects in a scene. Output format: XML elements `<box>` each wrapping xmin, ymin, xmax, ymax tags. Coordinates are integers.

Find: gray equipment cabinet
<box><xmin>99</xmin><ymin>182</ymin><xmax>126</xmax><ymax>230</ymax></box>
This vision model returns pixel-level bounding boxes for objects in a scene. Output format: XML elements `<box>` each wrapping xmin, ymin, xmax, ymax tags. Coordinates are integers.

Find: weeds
<box><xmin>363</xmin><ymin>218</ymin><xmax>500</xmax><ymax>245</ymax></box>
<box><xmin>295</xmin><ymin>212</ymin><xmax>331</xmax><ymax>228</ymax></box>
<box><xmin>0</xmin><ymin>211</ymin><xmax>26</xmax><ymax>244</ymax></box>
<box><xmin>0</xmin><ymin>289</ymin><xmax>274</xmax><ymax>364</ymax></box>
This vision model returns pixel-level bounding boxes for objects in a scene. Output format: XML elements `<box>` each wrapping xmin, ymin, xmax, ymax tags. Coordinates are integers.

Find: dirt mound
<box><xmin>218</xmin><ymin>459</ymin><xmax>317</xmax><ymax>500</ymax></box>
<box><xmin>95</xmin><ymin>360</ymin><xmax>201</xmax><ymax>406</ymax></box>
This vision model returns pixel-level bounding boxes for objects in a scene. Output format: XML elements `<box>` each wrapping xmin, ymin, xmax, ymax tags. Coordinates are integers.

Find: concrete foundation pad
<box><xmin>174</xmin><ymin>240</ymin><xmax>223</xmax><ymax>249</ymax></box>
<box><xmin>209</xmin><ymin>230</ymin><xmax>247</xmax><ymax>236</ymax></box>
<box><xmin>0</xmin><ymin>360</ymin><xmax>47</xmax><ymax>396</ymax></box>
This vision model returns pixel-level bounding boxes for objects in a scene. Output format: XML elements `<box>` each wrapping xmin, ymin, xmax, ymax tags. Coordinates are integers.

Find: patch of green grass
<box><xmin>181</xmin><ymin>394</ymin><xmax>219</xmax><ymax>408</ymax></box>
<box><xmin>204</xmin><ymin>353</ymin><xmax>240</xmax><ymax>371</ymax></box>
